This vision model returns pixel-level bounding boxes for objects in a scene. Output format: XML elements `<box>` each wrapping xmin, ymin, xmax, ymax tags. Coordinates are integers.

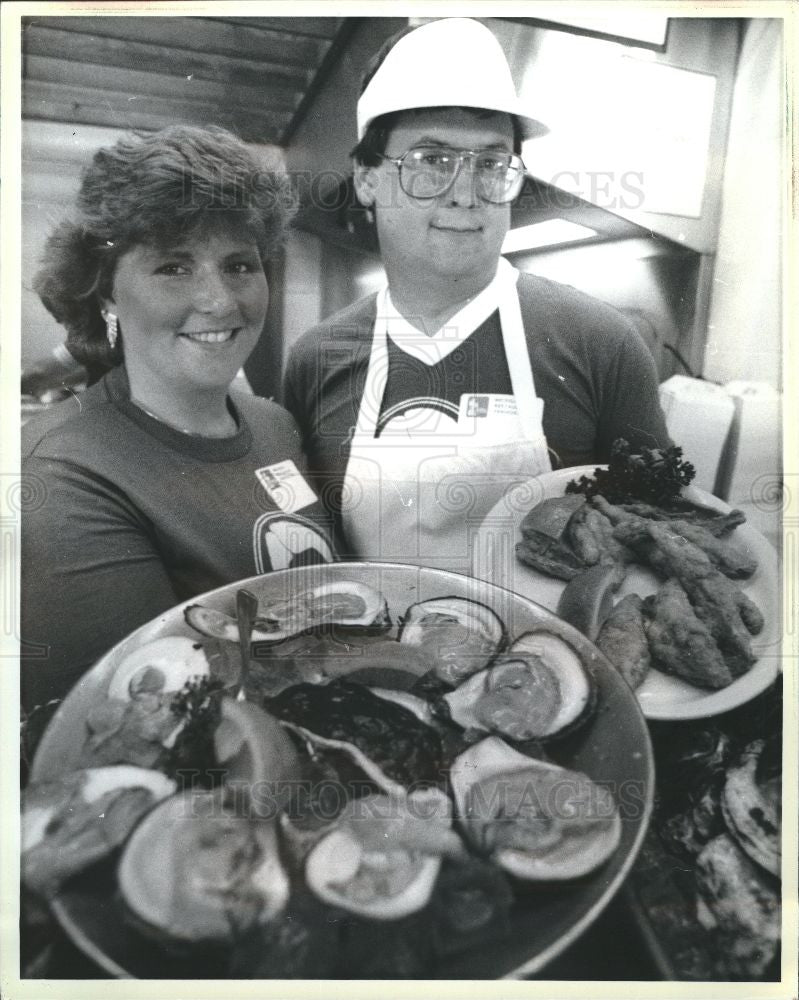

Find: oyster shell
<box><xmin>695</xmin><ymin>832</ymin><xmax>781</xmax><ymax>978</ymax></box>
<box><xmin>185</xmin><ymin>581</ymin><xmax>390</xmax><ymax>645</ymax></box>
<box><xmin>442</xmin><ymin>629</ymin><xmax>595</xmax><ymax>742</ymax></box>
<box><xmin>449</xmin><ymin>737</ymin><xmax>621</xmax><ymax>880</ymax></box>
<box><xmin>118</xmin><ymin>790</ymin><xmax>290</xmax><ymax>944</ymax></box>
<box><xmin>398</xmin><ymin>597</ymin><xmax>506</xmax><ymax>685</ymax></box>
<box><xmin>304</xmin><ymin>788</ymin><xmax>460</xmax><ymax>919</ymax></box>
<box><xmin>720</xmin><ymin>740</ymin><xmax>781</xmax><ymax>877</ymax></box>
<box><xmin>107</xmin><ymin>637</ymin><xmax>210</xmax><ymax>701</ymax></box>
<box><xmin>22</xmin><ymin>766</ymin><xmax>176</xmax><ymax>896</ymax></box>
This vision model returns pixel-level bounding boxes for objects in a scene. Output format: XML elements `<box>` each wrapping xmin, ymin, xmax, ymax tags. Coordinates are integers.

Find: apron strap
<box><xmin>354</xmin><ymin>287</ymin><xmax>392</xmax><ymax>437</ymax></box>
<box><xmin>497</xmin><ymin>259</ymin><xmax>542</xmax><ymax>442</ymax></box>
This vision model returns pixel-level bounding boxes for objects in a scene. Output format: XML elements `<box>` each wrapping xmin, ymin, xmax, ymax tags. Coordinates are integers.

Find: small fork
<box><xmin>235</xmin><ymin>588</ymin><xmax>259</xmax><ymax>701</ymax></box>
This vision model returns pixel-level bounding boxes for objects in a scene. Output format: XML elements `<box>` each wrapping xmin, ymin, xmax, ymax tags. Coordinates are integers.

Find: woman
<box><xmin>22</xmin><ymin>125</ymin><xmax>335</xmax><ymax>714</ymax></box>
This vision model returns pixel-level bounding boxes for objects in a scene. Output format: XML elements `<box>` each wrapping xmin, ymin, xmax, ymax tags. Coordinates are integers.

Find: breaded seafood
<box><xmin>593</xmin><ymin>498</ymin><xmax>756</xmax><ymax>579</ymax></box>
<box><xmin>646</xmin><ymin>579</ymin><xmax>735</xmax><ymax>689</ymax></box>
<box><xmin>594</xmin><ymin>593</ymin><xmax>651</xmax><ymax>690</ymax></box>
<box><xmin>619</xmin><ymin>500</ymin><xmax>746</xmax><ymax>537</ymax></box>
<box><xmin>608</xmin><ymin>518</ymin><xmax>763</xmax><ymax>678</ymax></box>
<box><xmin>566</xmin><ymin>503</ymin><xmax>631</xmax><ymax>570</ymax></box>
<box><xmin>660</xmin><ymin>518</ymin><xmax>757</xmax><ymax>579</ymax></box>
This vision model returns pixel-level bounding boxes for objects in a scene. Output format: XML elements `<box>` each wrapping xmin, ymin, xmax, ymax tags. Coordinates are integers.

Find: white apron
<box><xmin>340</xmin><ymin>258</ymin><xmax>551</xmax><ymax>574</ymax></box>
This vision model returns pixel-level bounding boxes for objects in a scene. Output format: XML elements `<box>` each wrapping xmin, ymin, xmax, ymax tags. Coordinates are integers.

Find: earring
<box><xmin>103</xmin><ymin>311</ymin><xmax>118</xmax><ymax>350</ymax></box>
<box><xmin>364</xmin><ymin>207</ymin><xmax>375</xmax><ymax>224</ymax></box>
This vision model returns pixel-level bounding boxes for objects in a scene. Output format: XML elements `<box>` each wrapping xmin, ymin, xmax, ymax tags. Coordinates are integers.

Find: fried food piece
<box><xmin>596</xmin><ymin>498</ymin><xmax>756</xmax><ymax>578</ymax></box>
<box><xmin>514</xmin><ymin>538</ymin><xmax>586</xmax><ymax>581</ymax></box>
<box><xmin>601</xmin><ymin>509</ymin><xmax>763</xmax><ymax>678</ymax></box>
<box><xmin>594</xmin><ymin>593</ymin><xmax>650</xmax><ymax>690</ymax></box>
<box><xmin>646</xmin><ymin>579</ymin><xmax>735</xmax><ymax>689</ymax></box>
<box><xmin>566</xmin><ymin>503</ymin><xmax>631</xmax><ymax>569</ymax></box>
<box><xmin>695</xmin><ymin>833</ymin><xmax>781</xmax><ymax>979</ymax></box>
<box><xmin>516</xmin><ymin>497</ymin><xmax>588</xmax><ymax>580</ymax></box>
<box><xmin>663</xmin><ymin>519</ymin><xmax>757</xmax><ymax>579</ymax></box>
<box><xmin>619</xmin><ymin>500</ymin><xmax>746</xmax><ymax>536</ymax></box>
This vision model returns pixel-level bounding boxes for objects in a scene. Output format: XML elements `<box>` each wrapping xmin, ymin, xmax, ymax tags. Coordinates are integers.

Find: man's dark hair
<box><xmin>352</xmin><ymin>110</ymin><xmax>523</xmax><ymax>166</ymax></box>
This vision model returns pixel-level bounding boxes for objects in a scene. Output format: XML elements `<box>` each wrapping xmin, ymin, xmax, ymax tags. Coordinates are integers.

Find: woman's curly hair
<box><xmin>34</xmin><ymin>124</ymin><xmax>297</xmax><ymax>372</ymax></box>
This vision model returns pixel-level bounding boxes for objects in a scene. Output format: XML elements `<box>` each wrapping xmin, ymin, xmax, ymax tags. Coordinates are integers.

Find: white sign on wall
<box><xmin>521</xmin><ymin>53</ymin><xmax>717</xmax><ymax>218</ymax></box>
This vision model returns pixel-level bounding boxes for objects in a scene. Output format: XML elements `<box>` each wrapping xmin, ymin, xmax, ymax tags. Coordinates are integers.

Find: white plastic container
<box><xmin>658</xmin><ymin>375</ymin><xmax>735</xmax><ymax>494</ymax></box>
<box><xmin>716</xmin><ymin>380</ymin><xmax>782</xmax><ymax>506</ymax></box>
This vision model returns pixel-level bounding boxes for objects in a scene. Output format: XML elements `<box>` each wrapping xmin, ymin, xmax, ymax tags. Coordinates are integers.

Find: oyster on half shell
<box><xmin>398</xmin><ymin>597</ymin><xmax>506</xmax><ymax>685</ymax></box>
<box><xmin>450</xmin><ymin>738</ymin><xmax>621</xmax><ymax>881</ymax></box>
<box><xmin>107</xmin><ymin>637</ymin><xmax>210</xmax><ymax>702</ymax></box>
<box><xmin>118</xmin><ymin>790</ymin><xmax>290</xmax><ymax>944</ymax></box>
<box><xmin>186</xmin><ymin>581</ymin><xmax>390</xmax><ymax>646</ymax></box>
<box><xmin>442</xmin><ymin>629</ymin><xmax>595</xmax><ymax>742</ymax></box>
<box><xmin>22</xmin><ymin>766</ymin><xmax>176</xmax><ymax>896</ymax></box>
<box><xmin>305</xmin><ymin>788</ymin><xmax>461</xmax><ymax>920</ymax></box>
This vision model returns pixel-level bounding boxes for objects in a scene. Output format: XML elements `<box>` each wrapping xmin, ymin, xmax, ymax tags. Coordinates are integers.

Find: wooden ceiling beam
<box><xmin>23</xmin><ymin>24</ymin><xmax>312</xmax><ymax>91</ymax></box>
<box><xmin>200</xmin><ymin>16</ymin><xmax>343</xmax><ymax>40</ymax></box>
<box><xmin>24</xmin><ymin>55</ymin><xmax>301</xmax><ymax>115</ymax></box>
<box><xmin>281</xmin><ymin>19</ymin><xmax>361</xmax><ymax>145</ymax></box>
<box><xmin>24</xmin><ymin>80</ymin><xmax>286</xmax><ymax>144</ymax></box>
<box><xmin>23</xmin><ymin>16</ymin><xmax>328</xmax><ymax>68</ymax></box>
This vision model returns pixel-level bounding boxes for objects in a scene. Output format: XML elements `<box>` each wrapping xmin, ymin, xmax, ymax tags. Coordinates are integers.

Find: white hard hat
<box><xmin>356</xmin><ymin>18</ymin><xmax>548</xmax><ymax>142</ymax></box>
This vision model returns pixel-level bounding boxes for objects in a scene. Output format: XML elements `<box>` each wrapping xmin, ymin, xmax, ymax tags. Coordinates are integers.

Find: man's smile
<box><xmin>430</xmin><ymin>222</ymin><xmax>483</xmax><ymax>233</ymax></box>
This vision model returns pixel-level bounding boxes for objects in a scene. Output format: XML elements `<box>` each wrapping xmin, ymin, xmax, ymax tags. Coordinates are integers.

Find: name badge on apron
<box><xmin>457</xmin><ymin>393</ymin><xmax>545</xmax><ymax>443</ymax></box>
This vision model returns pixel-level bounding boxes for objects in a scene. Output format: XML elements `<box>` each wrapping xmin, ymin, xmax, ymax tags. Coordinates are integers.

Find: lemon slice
<box><xmin>556</xmin><ymin>563</ymin><xmax>621</xmax><ymax>641</ymax></box>
<box><xmin>214</xmin><ymin>698</ymin><xmax>301</xmax><ymax>815</ymax></box>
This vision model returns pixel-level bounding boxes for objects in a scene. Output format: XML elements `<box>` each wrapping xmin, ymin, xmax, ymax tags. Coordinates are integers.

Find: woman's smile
<box><xmin>180</xmin><ymin>328</ymin><xmax>240</xmax><ymax>345</ymax></box>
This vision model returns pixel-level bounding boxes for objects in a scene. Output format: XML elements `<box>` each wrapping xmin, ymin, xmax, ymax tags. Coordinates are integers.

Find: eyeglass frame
<box><xmin>377</xmin><ymin>145</ymin><xmax>527</xmax><ymax>204</ymax></box>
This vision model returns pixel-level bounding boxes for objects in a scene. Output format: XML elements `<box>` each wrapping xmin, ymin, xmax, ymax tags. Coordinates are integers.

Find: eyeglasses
<box><xmin>379</xmin><ymin>145</ymin><xmax>526</xmax><ymax>203</ymax></box>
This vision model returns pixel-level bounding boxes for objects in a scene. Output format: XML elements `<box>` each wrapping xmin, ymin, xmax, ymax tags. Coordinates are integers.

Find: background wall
<box><xmin>703</xmin><ymin>19</ymin><xmax>783</xmax><ymax>389</ymax></box>
<box><xmin>278</xmin><ymin>19</ymin><xmax>404</xmax><ymax>361</ymax></box>
<box><xmin>511</xmin><ymin>238</ymin><xmax>699</xmax><ymax>380</ymax></box>
<box><xmin>22</xmin><ymin>121</ymin><xmax>124</xmax><ymax>369</ymax></box>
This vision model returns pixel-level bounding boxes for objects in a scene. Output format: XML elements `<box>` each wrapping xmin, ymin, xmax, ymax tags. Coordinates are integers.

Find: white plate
<box><xmin>471</xmin><ymin>467</ymin><xmax>782</xmax><ymax>721</ymax></box>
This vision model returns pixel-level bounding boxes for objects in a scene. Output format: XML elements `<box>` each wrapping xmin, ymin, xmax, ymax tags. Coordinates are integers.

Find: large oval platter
<box><xmin>32</xmin><ymin>562</ymin><xmax>654</xmax><ymax>980</ymax></box>
<box><xmin>471</xmin><ymin>469</ymin><xmax>781</xmax><ymax>721</ymax></box>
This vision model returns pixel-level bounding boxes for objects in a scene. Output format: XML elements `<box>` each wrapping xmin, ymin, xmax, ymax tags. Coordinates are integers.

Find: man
<box><xmin>282</xmin><ymin>18</ymin><xmax>669</xmax><ymax>574</ymax></box>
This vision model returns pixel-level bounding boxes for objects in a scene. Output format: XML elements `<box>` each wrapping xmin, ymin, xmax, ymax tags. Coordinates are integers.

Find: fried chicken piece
<box><xmin>596</xmin><ymin>498</ymin><xmax>756</xmax><ymax>578</ymax></box>
<box><xmin>566</xmin><ymin>503</ymin><xmax>631</xmax><ymax>570</ymax></box>
<box><xmin>596</xmin><ymin>503</ymin><xmax>763</xmax><ymax>678</ymax></box>
<box><xmin>695</xmin><ymin>833</ymin><xmax>781</xmax><ymax>979</ymax></box>
<box><xmin>646</xmin><ymin>579</ymin><xmax>735</xmax><ymax>689</ymax></box>
<box><xmin>594</xmin><ymin>593</ymin><xmax>651</xmax><ymax>690</ymax></box>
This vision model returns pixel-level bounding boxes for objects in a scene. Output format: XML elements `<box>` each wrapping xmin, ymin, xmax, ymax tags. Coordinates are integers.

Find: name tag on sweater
<box><xmin>256</xmin><ymin>460</ymin><xmax>318</xmax><ymax>513</ymax></box>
